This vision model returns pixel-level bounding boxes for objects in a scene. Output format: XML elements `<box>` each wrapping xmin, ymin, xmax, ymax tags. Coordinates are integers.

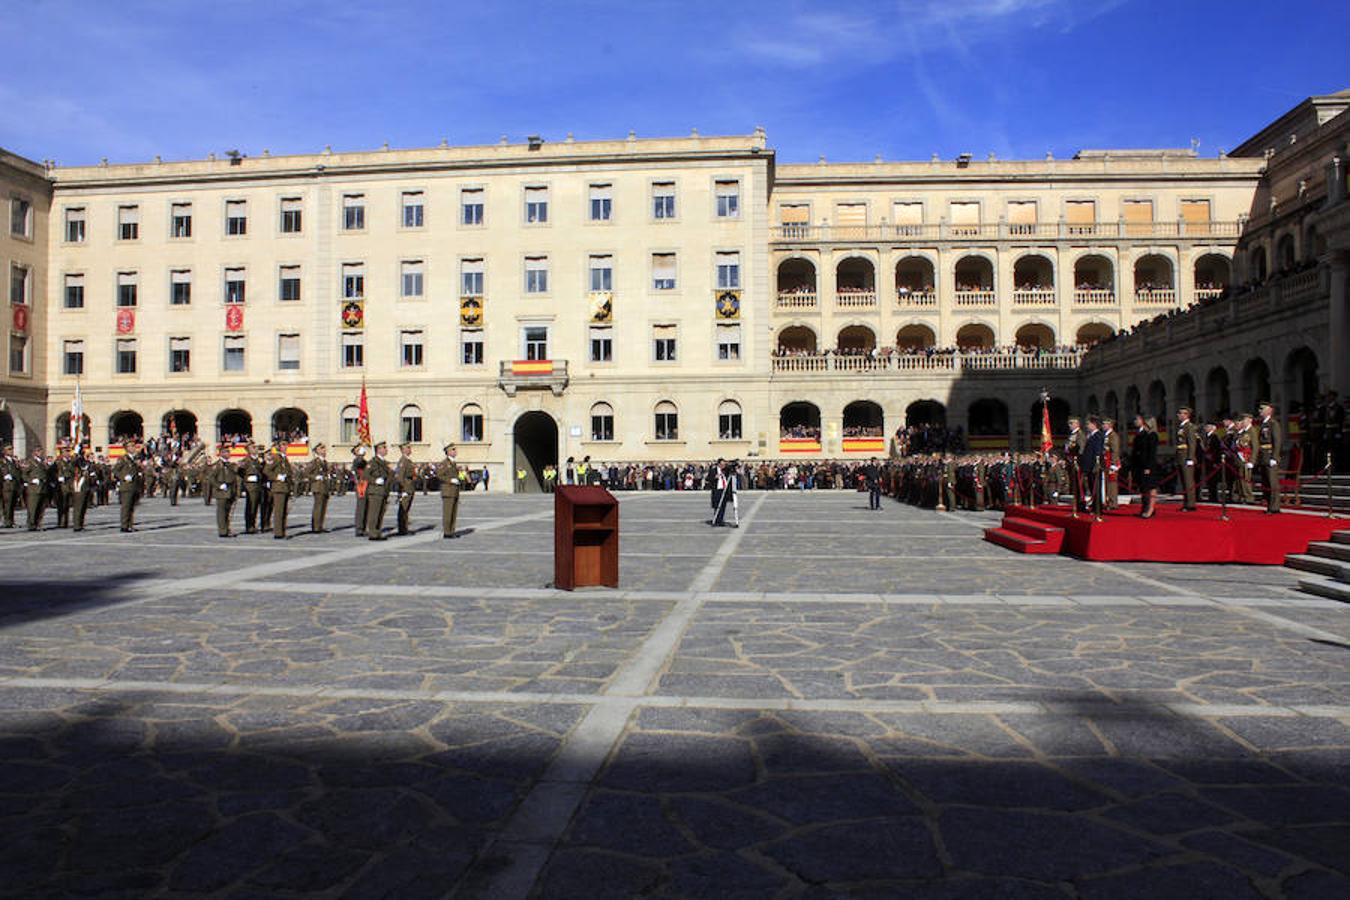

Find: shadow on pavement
<box><xmin>0</xmin><ymin>574</ymin><xmax>157</xmax><ymax>629</ymax></box>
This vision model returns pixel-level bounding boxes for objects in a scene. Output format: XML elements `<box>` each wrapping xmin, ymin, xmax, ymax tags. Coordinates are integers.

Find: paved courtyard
<box><xmin>1</xmin><ymin>490</ymin><xmax>1348</xmax><ymax>898</ymax></box>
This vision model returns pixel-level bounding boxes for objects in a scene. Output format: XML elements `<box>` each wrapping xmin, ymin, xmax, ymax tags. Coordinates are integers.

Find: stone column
<box><xmin>1330</xmin><ymin>252</ymin><xmax>1350</xmax><ymax>395</ymax></box>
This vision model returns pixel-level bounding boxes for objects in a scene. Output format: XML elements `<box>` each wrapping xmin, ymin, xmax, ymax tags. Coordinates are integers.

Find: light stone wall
<box><xmin>0</xmin><ymin>150</ymin><xmax>51</xmax><ymax>454</ymax></box>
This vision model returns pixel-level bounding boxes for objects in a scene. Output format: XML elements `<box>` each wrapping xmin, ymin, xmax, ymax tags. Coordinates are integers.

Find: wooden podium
<box><xmin>554</xmin><ymin>485</ymin><xmax>619</xmax><ymax>589</ymax></box>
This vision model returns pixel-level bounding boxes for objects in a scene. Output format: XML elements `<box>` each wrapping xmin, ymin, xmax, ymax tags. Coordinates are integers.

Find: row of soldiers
<box><xmin>2</xmin><ymin>441</ymin><xmax>148</xmax><ymax>531</ymax></box>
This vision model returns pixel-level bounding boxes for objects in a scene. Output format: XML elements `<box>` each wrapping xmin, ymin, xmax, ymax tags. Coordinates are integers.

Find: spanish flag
<box><xmin>780</xmin><ymin>438</ymin><xmax>822</xmax><ymax>454</ymax></box>
<box><xmin>512</xmin><ymin>360</ymin><xmax>553</xmax><ymax>375</ymax></box>
<box><xmin>842</xmin><ymin>437</ymin><xmax>886</xmax><ymax>453</ymax></box>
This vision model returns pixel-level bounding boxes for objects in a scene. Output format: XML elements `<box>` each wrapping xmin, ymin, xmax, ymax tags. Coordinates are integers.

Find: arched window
<box><xmin>400</xmin><ymin>404</ymin><xmax>423</xmax><ymax>444</ymax></box>
<box><xmin>590</xmin><ymin>402</ymin><xmax>614</xmax><ymax>441</ymax></box>
<box><xmin>339</xmin><ymin>405</ymin><xmax>360</xmax><ymax>444</ymax></box>
<box><xmin>654</xmin><ymin>401</ymin><xmax>678</xmax><ymax>441</ymax></box>
<box><xmin>718</xmin><ymin>400</ymin><xmax>742</xmax><ymax>440</ymax></box>
<box><xmin>461</xmin><ymin>404</ymin><xmax>484</xmax><ymax>443</ymax></box>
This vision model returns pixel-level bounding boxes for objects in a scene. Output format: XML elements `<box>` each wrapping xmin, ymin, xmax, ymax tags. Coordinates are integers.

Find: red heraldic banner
<box><xmin>116</xmin><ymin>308</ymin><xmax>135</xmax><ymax>334</ymax></box>
<box><xmin>225</xmin><ymin>306</ymin><xmax>244</xmax><ymax>332</ymax></box>
<box><xmin>11</xmin><ymin>304</ymin><xmax>29</xmax><ymax>332</ymax></box>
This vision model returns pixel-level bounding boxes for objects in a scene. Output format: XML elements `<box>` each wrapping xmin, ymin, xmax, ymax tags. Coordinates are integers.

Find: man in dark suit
<box><xmin>1079</xmin><ymin>417</ymin><xmax>1106</xmax><ymax>516</ymax></box>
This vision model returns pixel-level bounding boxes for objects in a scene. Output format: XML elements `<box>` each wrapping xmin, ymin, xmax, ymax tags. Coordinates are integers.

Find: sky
<box><xmin>2</xmin><ymin>0</ymin><xmax>1347</xmax><ymax>166</ymax></box>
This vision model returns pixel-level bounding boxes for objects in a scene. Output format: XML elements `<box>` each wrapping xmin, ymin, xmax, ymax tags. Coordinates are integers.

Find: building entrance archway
<box><xmin>513</xmin><ymin>411</ymin><xmax>558</xmax><ymax>493</ymax></box>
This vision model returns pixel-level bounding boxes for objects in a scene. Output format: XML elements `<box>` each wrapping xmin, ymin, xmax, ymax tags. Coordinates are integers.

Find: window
<box><xmin>1065</xmin><ymin>200</ymin><xmax>1096</xmax><ymax>234</ymax></box>
<box><xmin>63</xmin><ymin>340</ymin><xmax>85</xmax><ymax>375</ymax></box>
<box><xmin>224</xmin><ymin>268</ymin><xmax>246</xmax><ymax>304</ymax></box>
<box><xmin>116</xmin><ymin>338</ymin><xmax>137</xmax><ymax>374</ymax></box>
<box><xmin>718</xmin><ymin>400</ymin><xmax>743</xmax><ymax>439</ymax></box>
<box><xmin>1123</xmin><ymin>199</ymin><xmax>1153</xmax><ymax>236</ymax></box>
<box><xmin>653</xmin><ymin>324</ymin><xmax>677</xmax><ymax>362</ymax></box>
<box><xmin>400</xmin><ymin>329</ymin><xmax>425</xmax><ymax>368</ymax></box>
<box><xmin>171</xmin><ymin>202</ymin><xmax>192</xmax><ymax>238</ymax></box>
<box><xmin>523</xmin><ymin>326</ymin><xmax>548</xmax><ymax>361</ymax></box>
<box><xmin>342</xmin><ymin>194</ymin><xmax>365</xmax><ymax>230</ymax></box>
<box><xmin>461</xmin><ymin>259</ymin><xmax>483</xmax><ymax>296</ymax></box>
<box><xmin>340</xmin><ymin>405</ymin><xmax>360</xmax><ymax>443</ymax></box>
<box><xmin>225</xmin><ymin>200</ymin><xmax>247</xmax><ymax>236</ymax></box>
<box><xmin>461</xmin><ymin>404</ymin><xmax>484</xmax><ymax>442</ymax></box>
<box><xmin>654</xmin><ymin>401</ymin><xmax>678</xmax><ymax>440</ymax></box>
<box><xmin>278</xmin><ymin>333</ymin><xmax>301</xmax><ymax>371</ymax></box>
<box><xmin>9</xmin><ymin>264</ymin><xmax>29</xmax><ymax>305</ymax></box>
<box><xmin>341</xmin><ymin>332</ymin><xmax>364</xmax><ymax>369</ymax></box>
<box><xmin>589</xmin><ymin>183</ymin><xmax>612</xmax><ymax>221</ymax></box>
<box><xmin>779</xmin><ymin>203</ymin><xmax>810</xmax><ymax>236</ymax></box>
<box><xmin>590</xmin><ymin>402</ymin><xmax>615</xmax><ymax>441</ymax></box>
<box><xmin>64</xmin><ymin>207</ymin><xmax>86</xmax><ymax>243</ymax></box>
<box><xmin>223</xmin><ymin>334</ymin><xmax>246</xmax><ymax>372</ymax></box>
<box><xmin>63</xmin><ymin>274</ymin><xmax>85</xmax><ymax>309</ymax></box>
<box><xmin>461</xmin><ymin>329</ymin><xmax>484</xmax><ymax>365</ymax></box>
<box><xmin>461</xmin><ymin>188</ymin><xmax>484</xmax><ymax>225</ymax></box>
<box><xmin>716</xmin><ymin>323</ymin><xmax>742</xmax><ymax>360</ymax></box>
<box><xmin>9</xmin><ymin>333</ymin><xmax>28</xmax><ymax>374</ymax></box>
<box><xmin>10</xmin><ymin>197</ymin><xmax>31</xmax><ymax>237</ymax></box>
<box><xmin>280</xmin><ymin>197</ymin><xmax>303</xmax><ymax>233</ymax></box>
<box><xmin>279</xmin><ymin>266</ymin><xmax>301</xmax><ymax>302</ymax></box>
<box><xmin>118</xmin><ymin>205</ymin><xmax>140</xmax><ymax>240</ymax></box>
<box><xmin>169</xmin><ymin>336</ymin><xmax>191</xmax><ymax>373</ymax></box>
<box><xmin>716</xmin><ymin>251</ymin><xmax>740</xmax><ymax>289</ymax></box>
<box><xmin>715</xmin><ymin>180</ymin><xmax>740</xmax><ymax>218</ymax></box>
<box><xmin>342</xmin><ymin>263</ymin><xmax>365</xmax><ymax>299</ymax></box>
<box><xmin>589</xmin><ymin>325</ymin><xmax>613</xmax><ymax>362</ymax></box>
<box><xmin>400</xmin><ymin>405</ymin><xmax>423</xmax><ymax>443</ymax></box>
<box><xmin>948</xmin><ymin>201</ymin><xmax>979</xmax><ymax>236</ymax></box>
<box><xmin>401</xmin><ymin>191</ymin><xmax>424</xmax><ymax>228</ymax></box>
<box><xmin>1007</xmin><ymin>200</ymin><xmax>1037</xmax><ymax>234</ymax></box>
<box><xmin>524</xmin><ymin>186</ymin><xmax>549</xmax><ymax>223</ymax></box>
<box><xmin>401</xmin><ymin>260</ymin><xmax>424</xmax><ymax>298</ymax></box>
<box><xmin>653</xmin><ymin>182</ymin><xmax>676</xmax><ymax>219</ymax></box>
<box><xmin>588</xmin><ymin>255</ymin><xmax>613</xmax><ymax>292</ymax></box>
<box><xmin>525</xmin><ymin>256</ymin><xmax>549</xmax><ymax>294</ymax></box>
<box><xmin>116</xmin><ymin>271</ymin><xmax>138</xmax><ymax>307</ymax></box>
<box><xmin>170</xmin><ymin>270</ymin><xmax>192</xmax><ymax>306</ymax></box>
<box><xmin>652</xmin><ymin>253</ymin><xmax>676</xmax><ymax>291</ymax></box>
<box><xmin>892</xmin><ymin>201</ymin><xmax>923</xmax><ymax>235</ymax></box>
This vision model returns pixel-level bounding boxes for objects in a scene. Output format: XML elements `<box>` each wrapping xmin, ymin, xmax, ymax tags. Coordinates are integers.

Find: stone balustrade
<box><xmin>771</xmin><ymin>349</ymin><xmax>1084</xmax><ymax>374</ymax></box>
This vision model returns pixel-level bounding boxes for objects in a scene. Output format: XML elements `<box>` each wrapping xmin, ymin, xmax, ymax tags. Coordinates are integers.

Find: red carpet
<box><xmin>987</xmin><ymin>503</ymin><xmax>1350</xmax><ymax>564</ymax></box>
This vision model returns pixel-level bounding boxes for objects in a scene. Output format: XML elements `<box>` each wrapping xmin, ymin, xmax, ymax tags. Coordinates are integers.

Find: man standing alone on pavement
<box><xmin>436</xmin><ymin>444</ymin><xmax>463</xmax><ymax>538</ymax></box>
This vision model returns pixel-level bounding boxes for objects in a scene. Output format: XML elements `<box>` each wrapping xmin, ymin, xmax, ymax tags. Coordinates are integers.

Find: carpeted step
<box><xmin>1002</xmin><ymin>517</ymin><xmax>1064</xmax><ymax>542</ymax></box>
<box><xmin>983</xmin><ymin>526</ymin><xmax>1060</xmax><ymax>554</ymax></box>
<box><xmin>1296</xmin><ymin>574</ymin><xmax>1350</xmax><ymax>604</ymax></box>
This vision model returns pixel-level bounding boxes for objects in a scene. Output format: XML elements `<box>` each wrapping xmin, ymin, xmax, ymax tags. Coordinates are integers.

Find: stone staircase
<box><xmin>1290</xmin><ymin>474</ymin><xmax>1350</xmax><ymax>513</ymax></box>
<box><xmin>1284</xmin><ymin>528</ymin><xmax>1350</xmax><ymax>602</ymax></box>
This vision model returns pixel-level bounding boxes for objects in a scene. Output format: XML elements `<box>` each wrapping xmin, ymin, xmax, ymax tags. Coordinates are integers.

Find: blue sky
<box><xmin>3</xmin><ymin>0</ymin><xmax>1347</xmax><ymax>166</ymax></box>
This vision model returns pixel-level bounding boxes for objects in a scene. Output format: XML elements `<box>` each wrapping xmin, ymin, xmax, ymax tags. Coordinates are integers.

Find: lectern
<box><xmin>554</xmin><ymin>485</ymin><xmax>619</xmax><ymax>589</ymax></box>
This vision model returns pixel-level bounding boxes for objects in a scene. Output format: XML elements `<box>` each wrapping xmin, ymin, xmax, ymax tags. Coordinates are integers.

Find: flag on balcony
<box><xmin>1039</xmin><ymin>391</ymin><xmax>1053</xmax><ymax>454</ymax></box>
<box><xmin>356</xmin><ymin>380</ymin><xmax>372</xmax><ymax>446</ymax></box>
<box><xmin>70</xmin><ymin>381</ymin><xmax>83</xmax><ymax>444</ymax></box>
<box><xmin>512</xmin><ymin>360</ymin><xmax>553</xmax><ymax>375</ymax></box>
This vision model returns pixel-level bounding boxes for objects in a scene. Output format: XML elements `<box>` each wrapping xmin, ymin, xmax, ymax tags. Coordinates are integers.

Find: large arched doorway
<box><xmin>54</xmin><ymin>411</ymin><xmax>92</xmax><ymax>444</ymax></box>
<box><xmin>779</xmin><ymin>402</ymin><xmax>821</xmax><ymax>440</ymax></box>
<box><xmin>1075</xmin><ymin>322</ymin><xmax>1114</xmax><ymax>346</ymax></box>
<box><xmin>272</xmin><ymin>408</ymin><xmax>309</xmax><ymax>441</ymax></box>
<box><xmin>1284</xmin><ymin>347</ymin><xmax>1319</xmax><ymax>416</ymax></box>
<box><xmin>906</xmin><ymin>400</ymin><xmax>946</xmax><ymax>427</ymax></box>
<box><xmin>1241</xmin><ymin>359</ymin><xmax>1271</xmax><ymax>412</ymax></box>
<box><xmin>836</xmin><ymin>324</ymin><xmax>876</xmax><ymax>353</ymax></box>
<box><xmin>968</xmin><ymin>399</ymin><xmax>1009</xmax><ymax>436</ymax></box>
<box><xmin>956</xmin><ymin>323</ymin><xmax>995</xmax><ymax>350</ymax></box>
<box><xmin>1205</xmin><ymin>368</ymin><xmax>1230</xmax><ymax>419</ymax></box>
<box><xmin>1015</xmin><ymin>323</ymin><xmax>1054</xmax><ymax>350</ymax></box>
<box><xmin>217</xmin><ymin>409</ymin><xmax>253</xmax><ymax>443</ymax></box>
<box><xmin>776</xmin><ymin>325</ymin><xmax>817</xmax><ymax>354</ymax></box>
<box><xmin>513</xmin><ymin>411</ymin><xmax>557</xmax><ymax>493</ymax></box>
<box><xmin>108</xmin><ymin>410</ymin><xmax>144</xmax><ymax>443</ymax></box>
<box><xmin>896</xmin><ymin>324</ymin><xmax>936</xmax><ymax>351</ymax></box>
<box><xmin>0</xmin><ymin>410</ymin><xmax>12</xmax><ymax>447</ymax></box>
<box><xmin>842</xmin><ymin>400</ymin><xmax>883</xmax><ymax>437</ymax></box>
<box><xmin>162</xmin><ymin>410</ymin><xmax>198</xmax><ymax>440</ymax></box>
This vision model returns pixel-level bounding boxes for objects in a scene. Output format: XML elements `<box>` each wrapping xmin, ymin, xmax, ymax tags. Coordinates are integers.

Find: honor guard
<box><xmin>1256</xmin><ymin>401</ymin><xmax>1282</xmax><ymax>513</ymax></box>
<box><xmin>111</xmin><ymin>441</ymin><xmax>142</xmax><ymax>532</ymax></box>
<box><xmin>364</xmin><ymin>441</ymin><xmax>392</xmax><ymax>540</ymax></box>
<box><xmin>307</xmin><ymin>443</ymin><xmax>331</xmax><ymax>533</ymax></box>
<box><xmin>1064</xmin><ymin>417</ymin><xmax>1086</xmax><ymax>511</ymax></box>
<box><xmin>1</xmin><ymin>444</ymin><xmax>19</xmax><ymax>527</ymax></box>
<box><xmin>53</xmin><ymin>443</ymin><xmax>75</xmax><ymax>528</ymax></box>
<box><xmin>1175</xmin><ymin>407</ymin><xmax>1198</xmax><ymax>510</ymax></box>
<box><xmin>256</xmin><ymin>444</ymin><xmax>274</xmax><ymax>532</ymax></box>
<box><xmin>1102</xmin><ymin>419</ymin><xmax>1122</xmax><ymax>510</ymax></box>
<box><xmin>264</xmin><ymin>444</ymin><xmax>295</xmax><ymax>537</ymax></box>
<box><xmin>211</xmin><ymin>445</ymin><xmax>241</xmax><ymax>537</ymax></box>
<box><xmin>239</xmin><ymin>444</ymin><xmax>265</xmax><ymax>533</ymax></box>
<box><xmin>1234</xmin><ymin>412</ymin><xmax>1257</xmax><ymax>504</ymax></box>
<box><xmin>71</xmin><ymin>448</ymin><xmax>94</xmax><ymax>531</ymax></box>
<box><xmin>394</xmin><ymin>442</ymin><xmax>416</xmax><ymax>535</ymax></box>
<box><xmin>21</xmin><ymin>446</ymin><xmax>48</xmax><ymax>531</ymax></box>
<box><xmin>436</xmin><ymin>444</ymin><xmax>463</xmax><ymax>538</ymax></box>
<box><xmin>352</xmin><ymin>444</ymin><xmax>369</xmax><ymax>537</ymax></box>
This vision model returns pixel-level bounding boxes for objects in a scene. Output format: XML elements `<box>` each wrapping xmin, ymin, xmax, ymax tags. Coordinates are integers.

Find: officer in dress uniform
<box><xmin>257</xmin><ymin>444</ymin><xmax>274</xmax><ymax>533</ymax></box>
<box><xmin>307</xmin><ymin>443</ymin><xmax>331</xmax><ymax>533</ymax></box>
<box><xmin>239</xmin><ymin>444</ymin><xmax>265</xmax><ymax>533</ymax></box>
<box><xmin>1200</xmin><ymin>421</ymin><xmax>1223</xmax><ymax>503</ymax></box>
<box><xmin>364</xmin><ymin>441</ymin><xmax>393</xmax><ymax>540</ymax></box>
<box><xmin>1</xmin><ymin>444</ymin><xmax>19</xmax><ymax>527</ymax></box>
<box><xmin>1234</xmin><ymin>412</ymin><xmax>1257</xmax><ymax>504</ymax></box>
<box><xmin>211</xmin><ymin>444</ymin><xmax>241</xmax><ymax>537</ymax></box>
<box><xmin>71</xmin><ymin>448</ymin><xmax>95</xmax><ymax>531</ymax></box>
<box><xmin>1174</xmin><ymin>406</ymin><xmax>1199</xmax><ymax>511</ymax></box>
<box><xmin>264</xmin><ymin>444</ymin><xmax>294</xmax><ymax>538</ymax></box>
<box><xmin>1102</xmin><ymin>418</ymin><xmax>1122</xmax><ymax>510</ymax></box>
<box><xmin>53</xmin><ymin>443</ymin><xmax>75</xmax><ymax>528</ymax></box>
<box><xmin>436</xmin><ymin>444</ymin><xmax>463</xmax><ymax>538</ymax></box>
<box><xmin>21</xmin><ymin>446</ymin><xmax>49</xmax><ymax>531</ymax></box>
<box><xmin>352</xmin><ymin>444</ymin><xmax>369</xmax><ymax>537</ymax></box>
<box><xmin>1064</xmin><ymin>417</ymin><xmax>1086</xmax><ymax>511</ymax></box>
<box><xmin>1256</xmin><ymin>401</ymin><xmax>1283</xmax><ymax>513</ymax></box>
<box><xmin>111</xmin><ymin>441</ymin><xmax>142</xmax><ymax>532</ymax></box>
<box><xmin>394</xmin><ymin>442</ymin><xmax>417</xmax><ymax>534</ymax></box>
<box><xmin>164</xmin><ymin>451</ymin><xmax>181</xmax><ymax>506</ymax></box>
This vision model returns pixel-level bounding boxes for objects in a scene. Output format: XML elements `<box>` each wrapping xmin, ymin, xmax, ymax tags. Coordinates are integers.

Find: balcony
<box><xmin>771</xmin><ymin>349</ymin><xmax>1083</xmax><ymax>375</ymax></box>
<box><xmin>1194</xmin><ymin>288</ymin><xmax>1226</xmax><ymax>302</ymax></box>
<box><xmin>776</xmin><ymin>290</ymin><xmax>818</xmax><ymax>311</ymax></box>
<box><xmin>835</xmin><ymin>289</ymin><xmax>877</xmax><ymax>309</ymax></box>
<box><xmin>896</xmin><ymin>290</ymin><xmax>937</xmax><ymax>308</ymax></box>
<box><xmin>1134</xmin><ymin>288</ymin><xmax>1177</xmax><ymax>306</ymax></box>
<box><xmin>1011</xmin><ymin>288</ymin><xmax>1057</xmax><ymax>306</ymax></box>
<box><xmin>954</xmin><ymin>290</ymin><xmax>996</xmax><ymax>307</ymax></box>
<box><xmin>1073</xmin><ymin>289</ymin><xmax>1117</xmax><ymax>306</ymax></box>
<box><xmin>498</xmin><ymin>359</ymin><xmax>569</xmax><ymax>397</ymax></box>
<box><xmin>770</xmin><ymin>220</ymin><xmax>1242</xmax><ymax>244</ymax></box>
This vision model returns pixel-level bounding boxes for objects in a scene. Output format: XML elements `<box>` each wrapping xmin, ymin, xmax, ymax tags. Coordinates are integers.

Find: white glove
<box><xmin>58</xmin><ymin>476</ymin><xmax>66</xmax><ymax>482</ymax></box>
<box><xmin>2</xmin><ymin>474</ymin><xmax>10</xmax><ymax>480</ymax></box>
<box><xmin>375</xmin><ymin>477</ymin><xmax>385</xmax><ymax>485</ymax></box>
<box><xmin>123</xmin><ymin>475</ymin><xmax>132</xmax><ymax>482</ymax></box>
<box><xmin>1268</xmin><ymin>459</ymin><xmax>1277</xmax><ymax>467</ymax></box>
<box><xmin>247</xmin><ymin>475</ymin><xmax>258</xmax><ymax>482</ymax></box>
<box><xmin>1185</xmin><ymin>460</ymin><xmax>1193</xmax><ymax>467</ymax></box>
<box><xmin>1246</xmin><ymin>463</ymin><xmax>1254</xmax><ymax>470</ymax></box>
<box><xmin>219</xmin><ymin>483</ymin><xmax>228</xmax><ymax>490</ymax></box>
<box><xmin>278</xmin><ymin>474</ymin><xmax>287</xmax><ymax>481</ymax></box>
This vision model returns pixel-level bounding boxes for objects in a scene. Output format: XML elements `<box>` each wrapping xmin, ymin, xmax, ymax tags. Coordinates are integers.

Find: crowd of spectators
<box><xmin>773</xmin><ymin>342</ymin><xmax>1086</xmax><ymax>360</ymax></box>
<box><xmin>895</xmin><ymin>424</ymin><xmax>965</xmax><ymax>455</ymax></box>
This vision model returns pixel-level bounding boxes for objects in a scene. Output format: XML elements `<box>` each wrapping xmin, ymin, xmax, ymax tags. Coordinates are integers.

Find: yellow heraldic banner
<box><xmin>715</xmin><ymin>289</ymin><xmax>741</xmax><ymax>319</ymax></box>
<box><xmin>590</xmin><ymin>291</ymin><xmax>613</xmax><ymax>323</ymax></box>
<box><xmin>460</xmin><ymin>296</ymin><xmax>483</xmax><ymax>326</ymax></box>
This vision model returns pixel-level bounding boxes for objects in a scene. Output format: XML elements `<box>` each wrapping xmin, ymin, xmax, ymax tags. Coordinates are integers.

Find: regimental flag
<box><xmin>70</xmin><ymin>381</ymin><xmax>83</xmax><ymax>444</ymax></box>
<box><xmin>1040</xmin><ymin>392</ymin><xmax>1053</xmax><ymax>454</ymax></box>
<box><xmin>356</xmin><ymin>380</ymin><xmax>372</xmax><ymax>446</ymax></box>
<box><xmin>512</xmin><ymin>360</ymin><xmax>553</xmax><ymax>375</ymax></box>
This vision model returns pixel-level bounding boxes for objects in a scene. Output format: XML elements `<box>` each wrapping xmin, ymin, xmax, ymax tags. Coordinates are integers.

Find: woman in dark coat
<box><xmin>1131</xmin><ymin>414</ymin><xmax>1159</xmax><ymax>518</ymax></box>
